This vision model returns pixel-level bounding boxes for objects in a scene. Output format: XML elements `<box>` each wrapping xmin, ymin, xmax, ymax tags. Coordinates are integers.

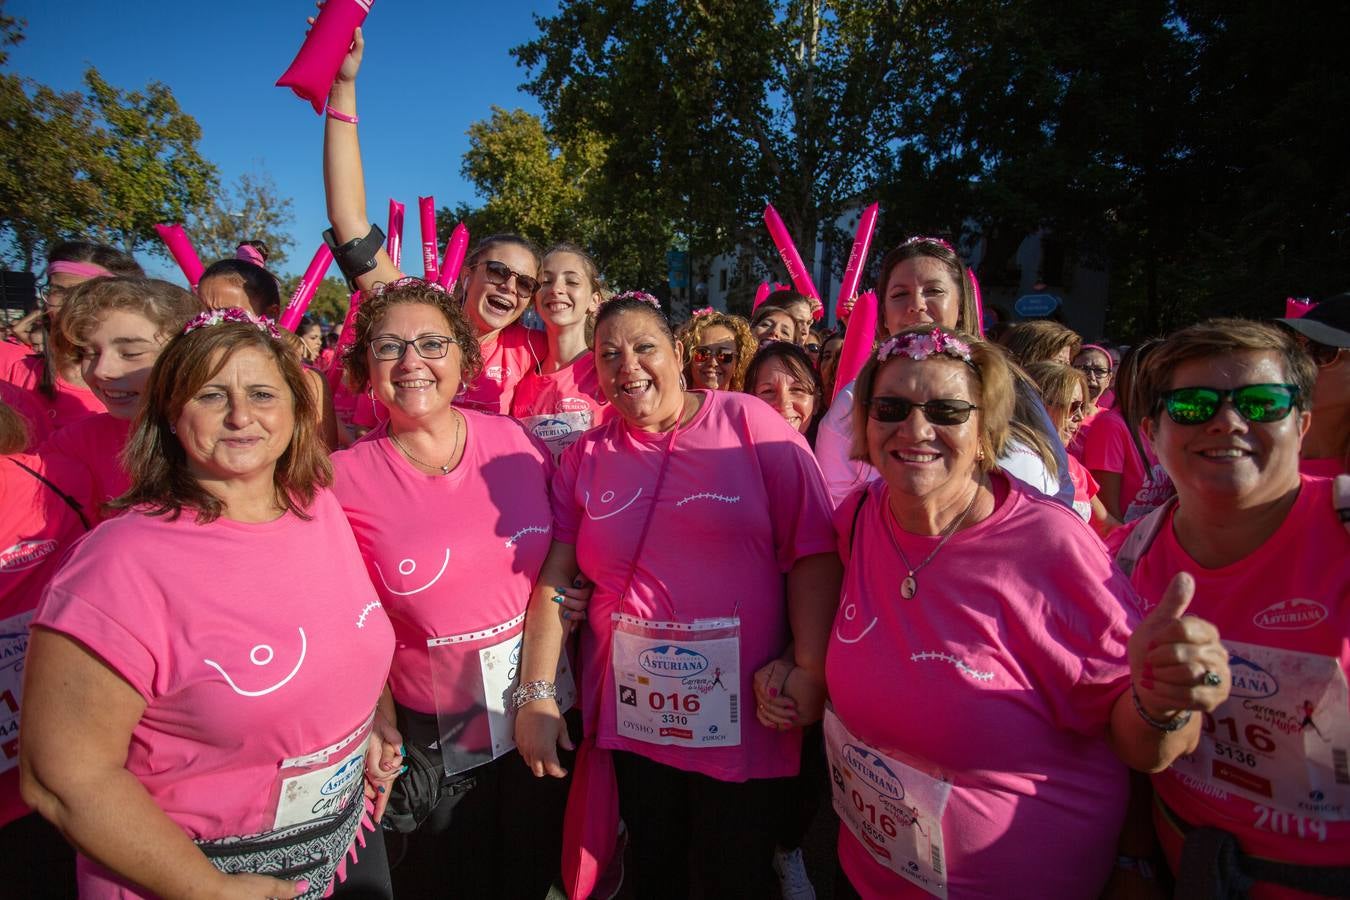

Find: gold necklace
<box><xmin>886</xmin><ymin>482</ymin><xmax>982</xmax><ymax>599</ymax></box>
<box><xmin>388</xmin><ymin>413</ymin><xmax>461</xmax><ymax>475</ymax></box>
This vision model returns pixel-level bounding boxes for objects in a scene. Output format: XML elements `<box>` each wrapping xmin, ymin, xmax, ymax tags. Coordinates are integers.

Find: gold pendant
<box><xmin>901</xmin><ymin>575</ymin><xmax>917</xmax><ymax>599</ymax></box>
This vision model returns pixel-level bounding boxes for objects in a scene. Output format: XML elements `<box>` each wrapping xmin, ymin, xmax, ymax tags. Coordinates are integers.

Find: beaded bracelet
<box><xmin>511</xmin><ymin>680</ymin><xmax>557</xmax><ymax>711</ymax></box>
<box><xmin>1131</xmin><ymin>687</ymin><xmax>1193</xmax><ymax>732</ymax></box>
<box><xmin>325</xmin><ymin>104</ymin><xmax>358</xmax><ymax>124</ymax></box>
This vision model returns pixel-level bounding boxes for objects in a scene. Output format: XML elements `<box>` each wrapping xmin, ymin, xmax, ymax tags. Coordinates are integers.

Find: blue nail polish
<box><xmin>398</xmin><ymin>744</ymin><xmax>406</xmax><ymax>757</ymax></box>
<box><xmin>399</xmin><ymin>765</ymin><xmax>408</xmax><ymax>775</ymax></box>
<box><xmin>377</xmin><ymin>785</ymin><xmax>386</xmax><ymax>794</ymax></box>
<box><xmin>551</xmin><ymin>595</ymin><xmax>564</xmax><ymax>604</ymax></box>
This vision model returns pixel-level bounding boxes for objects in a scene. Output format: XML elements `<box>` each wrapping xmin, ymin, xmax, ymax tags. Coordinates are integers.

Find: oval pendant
<box><xmin>901</xmin><ymin>576</ymin><xmax>917</xmax><ymax>599</ymax></box>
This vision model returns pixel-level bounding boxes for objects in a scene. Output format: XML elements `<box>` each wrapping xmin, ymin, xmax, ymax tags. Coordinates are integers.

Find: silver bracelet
<box><xmin>511</xmin><ymin>680</ymin><xmax>557</xmax><ymax>711</ymax></box>
<box><xmin>1131</xmin><ymin>687</ymin><xmax>1193</xmax><ymax>732</ymax></box>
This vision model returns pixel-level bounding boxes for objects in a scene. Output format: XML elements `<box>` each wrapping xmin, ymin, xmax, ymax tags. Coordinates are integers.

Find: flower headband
<box><xmin>182</xmin><ymin>307</ymin><xmax>282</xmax><ymax>339</ymax></box>
<box><xmin>609</xmin><ymin>290</ymin><xmax>661</xmax><ymax>310</ymax></box>
<box><xmin>900</xmin><ymin>235</ymin><xmax>956</xmax><ymax>253</ymax></box>
<box><xmin>373</xmin><ymin>275</ymin><xmax>449</xmax><ymax>296</ymax></box>
<box><xmin>876</xmin><ymin>329</ymin><xmax>973</xmax><ymax>365</ymax></box>
<box><xmin>691</xmin><ymin>306</ymin><xmax>716</xmax><ymax>318</ymax></box>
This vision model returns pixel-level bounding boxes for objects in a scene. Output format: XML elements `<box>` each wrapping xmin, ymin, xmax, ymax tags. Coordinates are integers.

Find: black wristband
<box><xmin>323</xmin><ymin>224</ymin><xmax>385</xmax><ymax>289</ymax></box>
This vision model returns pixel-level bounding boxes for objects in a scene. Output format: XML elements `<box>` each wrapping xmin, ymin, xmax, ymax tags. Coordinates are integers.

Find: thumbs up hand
<box><xmin>1127</xmin><ymin>572</ymin><xmax>1230</xmax><ymax>722</ymax></box>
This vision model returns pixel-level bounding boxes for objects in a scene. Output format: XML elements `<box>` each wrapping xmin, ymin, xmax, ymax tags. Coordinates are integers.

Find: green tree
<box><xmin>191</xmin><ymin>169</ymin><xmax>296</xmax><ymax>268</ymax></box>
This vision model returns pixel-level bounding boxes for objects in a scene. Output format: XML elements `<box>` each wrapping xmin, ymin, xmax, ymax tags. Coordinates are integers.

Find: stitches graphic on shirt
<box><xmin>910</xmin><ymin>650</ymin><xmax>996</xmax><ymax>682</ymax></box>
<box><xmin>372</xmin><ymin>549</ymin><xmax>451</xmax><ymax>595</ymax></box>
<box><xmin>675</xmin><ymin>492</ymin><xmax>741</xmax><ymax>507</ymax></box>
<box><xmin>504</xmin><ymin>525</ymin><xmax>549</xmax><ymax>548</ymax></box>
<box><xmin>584</xmin><ymin>488</ymin><xmax>643</xmax><ymax>520</ymax></box>
<box><xmin>356</xmin><ymin>601</ymin><xmax>383</xmax><ymax>629</ymax></box>
<box><xmin>203</xmin><ymin>627</ymin><xmax>309</xmax><ymax>698</ymax></box>
<box><xmin>834</xmin><ymin>601</ymin><xmax>878</xmax><ymax>645</ymax></box>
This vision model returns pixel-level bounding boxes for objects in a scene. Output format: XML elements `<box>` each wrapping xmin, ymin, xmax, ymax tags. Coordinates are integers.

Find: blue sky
<box><xmin>7</xmin><ymin>0</ymin><xmax>557</xmax><ymax>280</ymax></box>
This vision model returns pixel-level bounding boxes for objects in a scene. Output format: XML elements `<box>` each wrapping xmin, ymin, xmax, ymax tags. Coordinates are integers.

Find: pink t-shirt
<box><xmin>1118</xmin><ymin>476</ymin><xmax>1350</xmax><ymax>889</ymax></box>
<box><xmin>34</xmin><ymin>491</ymin><xmax>395</xmax><ymax>899</ymax></box>
<box><xmin>331</xmin><ymin>412</ymin><xmax>554</xmax><ymax>714</ymax></box>
<box><xmin>0</xmin><ymin>380</ymin><xmax>51</xmax><ymax>449</ymax></box>
<box><xmin>827</xmin><ymin>474</ymin><xmax>1137</xmax><ymax>899</ymax></box>
<box><xmin>1067</xmin><ymin>454</ymin><xmax>1101</xmax><ymax>522</ymax></box>
<box><xmin>0</xmin><ymin>452</ymin><xmax>91</xmax><ymax>828</ymax></box>
<box><xmin>1081</xmin><ymin>407</ymin><xmax>1151</xmax><ymax>511</ymax></box>
<box><xmin>510</xmin><ymin>351</ymin><xmax>615</xmax><ymax>459</ymax></box>
<box><xmin>0</xmin><ymin>340</ymin><xmax>31</xmax><ymax>381</ymax></box>
<box><xmin>40</xmin><ymin>412</ymin><xmax>132</xmax><ymax>520</ymax></box>
<box><xmin>456</xmin><ymin>323</ymin><xmax>545</xmax><ymax>414</ymax></box>
<box><xmin>3</xmin><ymin>355</ymin><xmax>104</xmax><ymax>430</ymax></box>
<box><xmin>553</xmin><ymin>390</ymin><xmax>837</xmax><ymax>781</ymax></box>
<box><xmin>1300</xmin><ymin>456</ymin><xmax>1345</xmax><ymax>477</ymax></box>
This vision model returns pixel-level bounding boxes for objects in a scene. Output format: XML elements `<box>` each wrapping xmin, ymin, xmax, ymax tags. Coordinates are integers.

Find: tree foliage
<box><xmin>191</xmin><ymin>169</ymin><xmax>296</xmax><ymax>268</ymax></box>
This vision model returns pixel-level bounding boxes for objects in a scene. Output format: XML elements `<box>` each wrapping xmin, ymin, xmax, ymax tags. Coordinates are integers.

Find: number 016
<box><xmin>648</xmin><ymin>691</ymin><xmax>701</xmax><ymax>713</ymax></box>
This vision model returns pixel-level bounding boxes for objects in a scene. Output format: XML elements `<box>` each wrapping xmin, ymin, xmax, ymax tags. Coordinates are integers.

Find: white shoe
<box><xmin>772</xmin><ymin>846</ymin><xmax>816</xmax><ymax>900</ymax></box>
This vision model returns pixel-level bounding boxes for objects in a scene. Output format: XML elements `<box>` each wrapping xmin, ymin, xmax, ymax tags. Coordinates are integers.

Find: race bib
<box><xmin>825</xmin><ymin>708</ymin><xmax>951</xmax><ymax>898</ymax></box>
<box><xmin>1171</xmin><ymin>639</ymin><xmax>1350</xmax><ymax>821</ymax></box>
<box><xmin>611</xmin><ymin>614</ymin><xmax>740</xmax><ymax>749</ymax></box>
<box><xmin>0</xmin><ymin>610</ymin><xmax>32</xmax><ymax>775</ymax></box>
<box><xmin>427</xmin><ymin>612</ymin><xmax>576</xmax><ymax>776</ymax></box>
<box><xmin>273</xmin><ymin>718</ymin><xmax>373</xmax><ymax>831</ymax></box>
<box><xmin>519</xmin><ymin>412</ymin><xmax>594</xmax><ymax>460</ymax></box>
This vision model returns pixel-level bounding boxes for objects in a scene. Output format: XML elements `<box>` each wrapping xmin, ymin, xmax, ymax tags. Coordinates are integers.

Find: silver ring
<box><xmin>1202</xmin><ymin>670</ymin><xmax>1222</xmax><ymax>688</ymax></box>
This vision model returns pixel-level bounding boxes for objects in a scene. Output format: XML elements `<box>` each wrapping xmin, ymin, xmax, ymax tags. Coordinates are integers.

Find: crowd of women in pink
<box><xmin>1</xmin><ymin>17</ymin><xmax>1348</xmax><ymax>900</ymax></box>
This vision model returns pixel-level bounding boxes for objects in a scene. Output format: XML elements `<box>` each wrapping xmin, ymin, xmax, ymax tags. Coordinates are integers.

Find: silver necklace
<box><xmin>886</xmin><ymin>483</ymin><xmax>982</xmax><ymax>599</ymax></box>
<box><xmin>388</xmin><ymin>413</ymin><xmax>461</xmax><ymax>475</ymax></box>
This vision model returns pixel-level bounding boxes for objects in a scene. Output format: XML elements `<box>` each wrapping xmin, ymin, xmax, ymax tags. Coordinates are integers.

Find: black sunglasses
<box><xmin>472</xmin><ymin>260</ymin><xmax>540</xmax><ymax>299</ymax></box>
<box><xmin>692</xmin><ymin>346</ymin><xmax>737</xmax><ymax>365</ymax></box>
<box><xmin>868</xmin><ymin>396</ymin><xmax>978</xmax><ymax>426</ymax></box>
<box><xmin>1159</xmin><ymin>384</ymin><xmax>1299</xmax><ymax>426</ymax></box>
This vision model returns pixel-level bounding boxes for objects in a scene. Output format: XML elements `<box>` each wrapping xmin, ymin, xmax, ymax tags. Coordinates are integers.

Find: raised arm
<box><xmin>321</xmin><ymin>25</ymin><xmax>402</xmax><ymax>291</ymax></box>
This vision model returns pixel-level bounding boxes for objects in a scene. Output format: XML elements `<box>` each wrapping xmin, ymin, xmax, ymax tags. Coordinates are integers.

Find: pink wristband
<box><xmin>325</xmin><ymin>105</ymin><xmax>358</xmax><ymax>124</ymax></box>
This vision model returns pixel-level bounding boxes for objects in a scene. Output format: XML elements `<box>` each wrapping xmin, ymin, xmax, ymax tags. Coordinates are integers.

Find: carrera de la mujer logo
<box><xmin>638</xmin><ymin>645</ymin><xmax>709</xmax><ymax>678</ymax></box>
<box><xmin>842</xmin><ymin>743</ymin><xmax>905</xmax><ymax>800</ymax></box>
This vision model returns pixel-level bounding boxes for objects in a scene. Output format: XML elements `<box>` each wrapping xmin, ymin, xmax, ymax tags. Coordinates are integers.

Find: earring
<box><xmin>679</xmin><ymin>373</ymin><xmax>688</xmax><ymax>391</ymax></box>
<box><xmin>169</xmin><ymin>424</ymin><xmax>177</xmax><ymax>435</ymax></box>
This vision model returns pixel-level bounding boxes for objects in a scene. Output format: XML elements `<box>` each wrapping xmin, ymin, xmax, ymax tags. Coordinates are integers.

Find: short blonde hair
<box><xmin>850</xmin><ymin>326</ymin><xmax>1014</xmax><ymax>473</ymax></box>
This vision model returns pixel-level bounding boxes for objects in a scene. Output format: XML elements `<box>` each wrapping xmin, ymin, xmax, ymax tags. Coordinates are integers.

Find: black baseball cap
<box><xmin>1277</xmin><ymin>292</ymin><xmax>1350</xmax><ymax>348</ymax></box>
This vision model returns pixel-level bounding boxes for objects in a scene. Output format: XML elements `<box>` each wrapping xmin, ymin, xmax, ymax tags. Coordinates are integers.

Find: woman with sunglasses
<box><xmin>1081</xmin><ymin>341</ymin><xmax>1163</xmax><ymax>521</ymax></box>
<box><xmin>330</xmin><ymin>277</ymin><xmax>578</xmax><ymax>898</ymax></box>
<box><xmin>1277</xmin><ymin>293</ymin><xmax>1349</xmax><ymax>476</ymax></box>
<box><xmin>1115</xmin><ymin>318</ymin><xmax>1348</xmax><ymax>897</ymax></box>
<box><xmin>321</xmin><ymin>26</ymin><xmax>542</xmax><ymax>418</ymax></box>
<box><xmin>512</xmin><ymin>243</ymin><xmax>616</xmax><ymax>459</ymax></box>
<box><xmin>514</xmin><ymin>292</ymin><xmax>839</xmax><ymax>898</ymax></box>
<box><xmin>762</xmin><ymin>325</ymin><xmax>1227</xmax><ymax>899</ymax></box>
<box><xmin>676</xmin><ymin>309</ymin><xmax>756</xmax><ymax>392</ymax></box>
<box><xmin>1026</xmin><ymin>361</ymin><xmax>1119</xmax><ymax>535</ymax></box>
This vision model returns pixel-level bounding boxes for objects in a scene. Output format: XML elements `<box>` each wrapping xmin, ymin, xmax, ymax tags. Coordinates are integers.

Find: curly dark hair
<box><xmin>342</xmin><ymin>278</ymin><xmax>483</xmax><ymax>392</ymax></box>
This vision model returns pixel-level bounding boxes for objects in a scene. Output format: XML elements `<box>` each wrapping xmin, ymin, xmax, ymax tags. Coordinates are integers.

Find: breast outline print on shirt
<box><xmin>834</xmin><ymin>598</ymin><xmax>878</xmax><ymax>645</ymax></box>
<box><xmin>372</xmin><ymin>548</ymin><xmax>451</xmax><ymax>596</ymax></box>
<box><xmin>504</xmin><ymin>525</ymin><xmax>549</xmax><ymax>548</ymax></box>
<box><xmin>204</xmin><ymin>627</ymin><xmax>308</xmax><ymax>698</ymax></box>
<box><xmin>675</xmin><ymin>492</ymin><xmax>741</xmax><ymax>507</ymax></box>
<box><xmin>911</xmin><ymin>650</ymin><xmax>996</xmax><ymax>682</ymax></box>
<box><xmin>584</xmin><ymin>488</ymin><xmax>643</xmax><ymax>520</ymax></box>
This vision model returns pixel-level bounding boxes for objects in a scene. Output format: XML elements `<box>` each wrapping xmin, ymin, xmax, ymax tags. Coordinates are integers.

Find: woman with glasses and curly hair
<box><xmin>676</xmin><ymin>309</ymin><xmax>757</xmax><ymax>392</ymax></box>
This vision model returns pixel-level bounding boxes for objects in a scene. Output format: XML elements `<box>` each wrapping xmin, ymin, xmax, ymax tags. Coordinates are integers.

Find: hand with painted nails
<box><xmin>752</xmin><ymin>659</ymin><xmax>797</xmax><ymax>730</ymax></box>
<box><xmin>1127</xmin><ymin>572</ymin><xmax>1230</xmax><ymax>723</ymax></box>
<box><xmin>209</xmin><ymin>872</ymin><xmax>309</xmax><ymax>899</ymax></box>
<box><xmin>551</xmin><ymin>574</ymin><xmax>592</xmax><ymax>634</ymax></box>
<box><xmin>363</xmin><ymin>712</ymin><xmax>404</xmax><ymax>823</ymax></box>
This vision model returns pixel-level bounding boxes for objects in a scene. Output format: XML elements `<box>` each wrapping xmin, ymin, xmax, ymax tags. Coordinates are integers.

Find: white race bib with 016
<box><xmin>825</xmin><ymin>708</ymin><xmax>951</xmax><ymax>899</ymax></box>
<box><xmin>0</xmin><ymin>609</ymin><xmax>32</xmax><ymax>775</ymax></box>
<box><xmin>611</xmin><ymin>614</ymin><xmax>740</xmax><ymax>749</ymax></box>
<box><xmin>1170</xmin><ymin>639</ymin><xmax>1350</xmax><ymax>821</ymax></box>
<box><xmin>273</xmin><ymin>722</ymin><xmax>372</xmax><ymax>831</ymax></box>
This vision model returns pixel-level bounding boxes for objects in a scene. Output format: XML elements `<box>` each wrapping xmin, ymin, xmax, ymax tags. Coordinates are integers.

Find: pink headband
<box><xmin>235</xmin><ymin>245</ymin><xmax>267</xmax><ymax>268</ymax></box>
<box><xmin>48</xmin><ymin>260</ymin><xmax>114</xmax><ymax>279</ymax></box>
<box><xmin>1079</xmin><ymin>344</ymin><xmax>1113</xmax><ymax>369</ymax></box>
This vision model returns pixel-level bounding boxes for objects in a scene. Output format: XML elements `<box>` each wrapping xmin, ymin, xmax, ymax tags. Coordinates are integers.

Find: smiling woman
<box><xmin>20</xmin><ymin>313</ymin><xmax>401</xmax><ymax>900</ymax></box>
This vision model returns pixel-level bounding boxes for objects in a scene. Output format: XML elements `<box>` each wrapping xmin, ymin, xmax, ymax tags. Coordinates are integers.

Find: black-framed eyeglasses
<box><xmin>1068</xmin><ymin>400</ymin><xmax>1085</xmax><ymax>417</ymax></box>
<box><xmin>1075</xmin><ymin>365</ymin><xmax>1110</xmax><ymax>378</ymax></box>
<box><xmin>471</xmin><ymin>260</ymin><xmax>540</xmax><ymax>299</ymax></box>
<box><xmin>36</xmin><ymin>281</ymin><xmax>74</xmax><ymax>309</ymax></box>
<box><xmin>369</xmin><ymin>334</ymin><xmax>457</xmax><ymax>361</ymax></box>
<box><xmin>868</xmin><ymin>396</ymin><xmax>978</xmax><ymax>425</ymax></box>
<box><xmin>1159</xmin><ymin>383</ymin><xmax>1299</xmax><ymax>426</ymax></box>
<box><xmin>692</xmin><ymin>346</ymin><xmax>737</xmax><ymax>365</ymax></box>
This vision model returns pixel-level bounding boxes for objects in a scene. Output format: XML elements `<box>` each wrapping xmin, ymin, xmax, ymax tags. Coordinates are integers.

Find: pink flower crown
<box><xmin>691</xmin><ymin>306</ymin><xmax>716</xmax><ymax>318</ymax></box>
<box><xmin>182</xmin><ymin>308</ymin><xmax>282</xmax><ymax>339</ymax></box>
<box><xmin>901</xmin><ymin>235</ymin><xmax>956</xmax><ymax>253</ymax></box>
<box><xmin>609</xmin><ymin>290</ymin><xmax>662</xmax><ymax>310</ymax></box>
<box><xmin>877</xmin><ymin>329</ymin><xmax>973</xmax><ymax>364</ymax></box>
<box><xmin>373</xmin><ymin>275</ymin><xmax>449</xmax><ymax>296</ymax></box>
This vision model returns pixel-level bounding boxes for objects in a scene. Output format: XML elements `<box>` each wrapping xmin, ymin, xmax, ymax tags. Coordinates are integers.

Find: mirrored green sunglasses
<box><xmin>1160</xmin><ymin>383</ymin><xmax>1299</xmax><ymax>426</ymax></box>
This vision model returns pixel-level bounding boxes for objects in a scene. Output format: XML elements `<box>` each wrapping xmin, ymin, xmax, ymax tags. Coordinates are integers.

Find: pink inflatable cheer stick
<box><xmin>436</xmin><ymin>222</ymin><xmax>470</xmax><ymax>288</ymax></box>
<box><xmin>763</xmin><ymin>204</ymin><xmax>822</xmax><ymax>318</ymax></box>
<box><xmin>419</xmin><ymin>196</ymin><xmax>439</xmax><ymax>282</ymax></box>
<box><xmin>968</xmin><ymin>267</ymin><xmax>986</xmax><ymax>337</ymax></box>
<box><xmin>836</xmin><ymin>203</ymin><xmax>879</xmax><ymax>321</ymax></box>
<box><xmin>276</xmin><ymin>0</ymin><xmax>374</xmax><ymax>114</ymax></box>
<box><xmin>279</xmin><ymin>244</ymin><xmax>334</xmax><ymax>332</ymax></box>
<box><xmin>330</xmin><ymin>290</ymin><xmax>365</xmax><ymax>370</ymax></box>
<box><xmin>752</xmin><ymin>282</ymin><xmax>771</xmax><ymax>311</ymax></box>
<box><xmin>833</xmin><ymin>290</ymin><xmax>877</xmax><ymax>403</ymax></box>
<box><xmin>385</xmin><ymin>199</ymin><xmax>405</xmax><ymax>270</ymax></box>
<box><xmin>154</xmin><ymin>224</ymin><xmax>205</xmax><ymax>290</ymax></box>
<box><xmin>1285</xmin><ymin>297</ymin><xmax>1317</xmax><ymax>319</ymax></box>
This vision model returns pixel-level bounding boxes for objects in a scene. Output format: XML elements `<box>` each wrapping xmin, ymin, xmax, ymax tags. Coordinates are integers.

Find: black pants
<box><xmin>334</xmin><ymin>821</ymin><xmax>393</xmax><ymax>899</ymax></box>
<box><xmin>0</xmin><ymin>811</ymin><xmax>77</xmax><ymax>899</ymax></box>
<box><xmin>613</xmin><ymin>750</ymin><xmax>785</xmax><ymax>900</ymax></box>
<box><xmin>775</xmin><ymin>721</ymin><xmax>826</xmax><ymax>849</ymax></box>
<box><xmin>386</xmin><ymin>705</ymin><xmax>573</xmax><ymax>899</ymax></box>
